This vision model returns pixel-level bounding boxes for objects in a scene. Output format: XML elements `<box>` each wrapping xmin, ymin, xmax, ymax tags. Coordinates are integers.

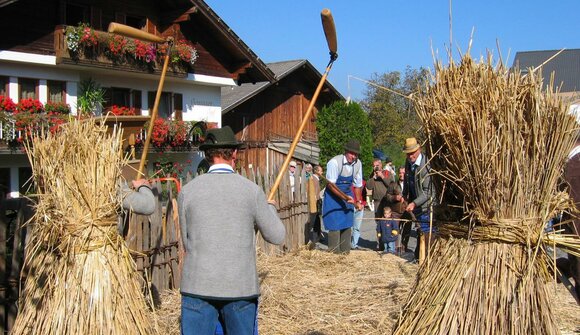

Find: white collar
<box><xmin>208</xmin><ymin>163</ymin><xmax>234</xmax><ymax>173</ymax></box>
<box><xmin>342</xmin><ymin>155</ymin><xmax>356</xmax><ymax>166</ymax></box>
<box><xmin>413</xmin><ymin>153</ymin><xmax>423</xmax><ymax>167</ymax></box>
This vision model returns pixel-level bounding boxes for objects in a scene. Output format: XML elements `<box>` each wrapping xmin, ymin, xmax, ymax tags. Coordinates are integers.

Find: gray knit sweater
<box><xmin>178</xmin><ymin>172</ymin><xmax>285</xmax><ymax>300</ymax></box>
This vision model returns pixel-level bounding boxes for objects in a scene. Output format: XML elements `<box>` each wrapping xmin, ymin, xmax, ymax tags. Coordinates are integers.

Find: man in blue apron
<box><xmin>322</xmin><ymin>139</ymin><xmax>364</xmax><ymax>254</ymax></box>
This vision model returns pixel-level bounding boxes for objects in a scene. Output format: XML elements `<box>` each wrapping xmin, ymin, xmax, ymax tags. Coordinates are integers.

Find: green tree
<box><xmin>361</xmin><ymin>66</ymin><xmax>429</xmax><ymax>167</ymax></box>
<box><xmin>316</xmin><ymin>100</ymin><xmax>373</xmax><ymax>177</ymax></box>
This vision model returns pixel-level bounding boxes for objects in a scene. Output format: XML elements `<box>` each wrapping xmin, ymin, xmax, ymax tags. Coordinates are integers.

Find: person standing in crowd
<box><xmin>402</xmin><ymin>137</ymin><xmax>435</xmax><ymax>261</ymax></box>
<box><xmin>351</xmin><ymin>179</ymin><xmax>367</xmax><ymax>250</ymax></box>
<box><xmin>178</xmin><ymin>126</ymin><xmax>285</xmax><ymax>335</ymax></box>
<box><xmin>384</xmin><ymin>156</ymin><xmax>396</xmax><ymax>182</ymax></box>
<box><xmin>394</xmin><ymin>166</ymin><xmax>412</xmax><ymax>252</ymax></box>
<box><xmin>306</xmin><ymin>164</ymin><xmax>323</xmax><ymax>249</ymax></box>
<box><xmin>322</xmin><ymin>139</ymin><xmax>364</xmax><ymax>254</ymax></box>
<box><xmin>376</xmin><ymin>207</ymin><xmax>399</xmax><ymax>254</ymax></box>
<box><xmin>366</xmin><ymin>158</ymin><xmax>389</xmax><ymax>218</ymax></box>
<box><xmin>289</xmin><ymin>160</ymin><xmax>297</xmax><ymax>195</ymax></box>
<box><xmin>304</xmin><ymin>163</ymin><xmax>313</xmax><ymax>179</ymax></box>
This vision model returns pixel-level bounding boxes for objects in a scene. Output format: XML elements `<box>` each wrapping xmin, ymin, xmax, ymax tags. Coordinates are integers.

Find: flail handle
<box><xmin>321</xmin><ymin>9</ymin><xmax>337</xmax><ymax>56</ymax></box>
<box><xmin>108</xmin><ymin>23</ymin><xmax>166</xmax><ymax>43</ymax></box>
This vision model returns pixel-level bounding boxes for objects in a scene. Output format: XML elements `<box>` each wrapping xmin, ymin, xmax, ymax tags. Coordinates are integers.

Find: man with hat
<box><xmin>178</xmin><ymin>126</ymin><xmax>285</xmax><ymax>335</ymax></box>
<box><xmin>289</xmin><ymin>160</ymin><xmax>297</xmax><ymax>195</ymax></box>
<box><xmin>322</xmin><ymin>139</ymin><xmax>364</xmax><ymax>254</ymax></box>
<box><xmin>402</xmin><ymin>137</ymin><xmax>435</xmax><ymax>261</ymax></box>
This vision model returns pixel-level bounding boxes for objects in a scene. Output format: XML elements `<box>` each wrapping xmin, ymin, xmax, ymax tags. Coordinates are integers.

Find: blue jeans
<box><xmin>416</xmin><ymin>212</ymin><xmax>435</xmax><ymax>234</ymax></box>
<box><xmin>384</xmin><ymin>241</ymin><xmax>396</xmax><ymax>253</ymax></box>
<box><xmin>351</xmin><ymin>209</ymin><xmax>364</xmax><ymax>248</ymax></box>
<box><xmin>181</xmin><ymin>295</ymin><xmax>257</xmax><ymax>335</ymax></box>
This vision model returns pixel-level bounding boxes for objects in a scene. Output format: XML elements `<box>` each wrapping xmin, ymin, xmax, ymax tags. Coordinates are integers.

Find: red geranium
<box><xmin>150</xmin><ymin>117</ymin><xmax>169</xmax><ymax>149</ymax></box>
<box><xmin>169</xmin><ymin>120</ymin><xmax>188</xmax><ymax>147</ymax></box>
<box><xmin>110</xmin><ymin>105</ymin><xmax>136</xmax><ymax>116</ymax></box>
<box><xmin>0</xmin><ymin>96</ymin><xmax>16</xmax><ymax>113</ymax></box>
<box><xmin>16</xmin><ymin>98</ymin><xmax>43</xmax><ymax>114</ymax></box>
<box><xmin>80</xmin><ymin>26</ymin><xmax>99</xmax><ymax>47</ymax></box>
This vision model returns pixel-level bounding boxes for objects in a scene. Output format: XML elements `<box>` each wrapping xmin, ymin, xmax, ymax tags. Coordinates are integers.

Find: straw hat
<box><xmin>344</xmin><ymin>139</ymin><xmax>361</xmax><ymax>154</ymax></box>
<box><xmin>289</xmin><ymin>160</ymin><xmax>297</xmax><ymax>168</ymax></box>
<box><xmin>199</xmin><ymin>126</ymin><xmax>245</xmax><ymax>150</ymax></box>
<box><xmin>402</xmin><ymin>137</ymin><xmax>421</xmax><ymax>153</ymax></box>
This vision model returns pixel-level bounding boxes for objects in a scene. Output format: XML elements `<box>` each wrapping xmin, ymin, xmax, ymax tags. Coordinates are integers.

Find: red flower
<box><xmin>0</xmin><ymin>96</ymin><xmax>16</xmax><ymax>113</ymax></box>
<box><xmin>110</xmin><ymin>105</ymin><xmax>136</xmax><ymax>116</ymax></box>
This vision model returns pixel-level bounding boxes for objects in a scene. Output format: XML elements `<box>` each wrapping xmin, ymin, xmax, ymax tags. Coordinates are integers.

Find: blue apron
<box><xmin>322</xmin><ymin>167</ymin><xmax>354</xmax><ymax>231</ymax></box>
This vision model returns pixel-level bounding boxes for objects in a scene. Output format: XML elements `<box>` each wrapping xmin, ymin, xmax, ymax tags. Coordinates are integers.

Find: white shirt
<box><xmin>208</xmin><ymin>163</ymin><xmax>234</xmax><ymax>173</ymax></box>
<box><xmin>326</xmin><ymin>155</ymin><xmax>363</xmax><ymax>188</ymax></box>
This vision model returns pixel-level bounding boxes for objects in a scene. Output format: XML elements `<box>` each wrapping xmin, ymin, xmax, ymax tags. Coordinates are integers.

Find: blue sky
<box><xmin>206</xmin><ymin>1</ymin><xmax>579</xmax><ymax>101</ymax></box>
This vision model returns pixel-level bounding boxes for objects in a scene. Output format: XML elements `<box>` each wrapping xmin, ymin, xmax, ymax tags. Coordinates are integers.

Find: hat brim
<box><xmin>402</xmin><ymin>144</ymin><xmax>420</xmax><ymax>153</ymax></box>
<box><xmin>199</xmin><ymin>142</ymin><xmax>246</xmax><ymax>150</ymax></box>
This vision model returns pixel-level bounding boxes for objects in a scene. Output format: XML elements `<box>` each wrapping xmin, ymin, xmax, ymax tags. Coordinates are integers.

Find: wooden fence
<box><xmin>0</xmin><ymin>167</ymin><xmax>311</xmax><ymax>333</ymax></box>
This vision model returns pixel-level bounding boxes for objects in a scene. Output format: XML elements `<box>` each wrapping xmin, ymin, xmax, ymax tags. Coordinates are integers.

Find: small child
<box><xmin>376</xmin><ymin>207</ymin><xmax>399</xmax><ymax>254</ymax></box>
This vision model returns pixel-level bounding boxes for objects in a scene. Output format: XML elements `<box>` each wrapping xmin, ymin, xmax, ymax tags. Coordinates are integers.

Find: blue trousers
<box><xmin>181</xmin><ymin>296</ymin><xmax>258</xmax><ymax>335</ymax></box>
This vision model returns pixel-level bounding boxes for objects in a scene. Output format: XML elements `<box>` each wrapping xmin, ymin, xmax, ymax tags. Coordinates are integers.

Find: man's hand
<box><xmin>355</xmin><ymin>202</ymin><xmax>364</xmax><ymax>211</ymax></box>
<box><xmin>405</xmin><ymin>202</ymin><xmax>416</xmax><ymax>212</ymax></box>
<box><xmin>395</xmin><ymin>194</ymin><xmax>403</xmax><ymax>202</ymax></box>
<box><xmin>132</xmin><ymin>179</ymin><xmax>151</xmax><ymax>189</ymax></box>
<box><xmin>375</xmin><ymin>170</ymin><xmax>385</xmax><ymax>179</ymax></box>
<box><xmin>346</xmin><ymin>195</ymin><xmax>355</xmax><ymax>205</ymax></box>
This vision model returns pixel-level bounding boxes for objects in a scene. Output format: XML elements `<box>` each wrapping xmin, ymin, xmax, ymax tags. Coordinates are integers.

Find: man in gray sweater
<box><xmin>178</xmin><ymin>126</ymin><xmax>285</xmax><ymax>335</ymax></box>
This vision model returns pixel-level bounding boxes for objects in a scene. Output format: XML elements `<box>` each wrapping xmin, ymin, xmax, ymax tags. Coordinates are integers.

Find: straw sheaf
<box><xmin>417</xmin><ymin>55</ymin><xmax>578</xmax><ymax>240</ymax></box>
<box><xmin>393</xmin><ymin>53</ymin><xmax>579</xmax><ymax>335</ymax></box>
<box><xmin>12</xmin><ymin>120</ymin><xmax>157</xmax><ymax>335</ymax></box>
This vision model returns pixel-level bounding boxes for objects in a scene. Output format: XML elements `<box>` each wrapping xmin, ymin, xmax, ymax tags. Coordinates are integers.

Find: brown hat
<box><xmin>402</xmin><ymin>137</ymin><xmax>421</xmax><ymax>153</ymax></box>
<box><xmin>199</xmin><ymin>126</ymin><xmax>245</xmax><ymax>150</ymax></box>
<box><xmin>344</xmin><ymin>139</ymin><xmax>361</xmax><ymax>154</ymax></box>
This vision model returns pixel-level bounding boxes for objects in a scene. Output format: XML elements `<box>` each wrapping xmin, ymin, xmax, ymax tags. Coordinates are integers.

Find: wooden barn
<box><xmin>0</xmin><ymin>0</ymin><xmax>275</xmax><ymax>197</ymax></box>
<box><xmin>221</xmin><ymin>59</ymin><xmax>344</xmax><ymax>175</ymax></box>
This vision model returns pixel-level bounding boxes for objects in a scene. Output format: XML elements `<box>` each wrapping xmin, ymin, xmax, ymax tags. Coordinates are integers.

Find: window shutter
<box><xmin>103</xmin><ymin>88</ymin><xmax>112</xmax><ymax>109</ymax></box>
<box><xmin>91</xmin><ymin>7</ymin><xmax>102</xmax><ymax>30</ymax></box>
<box><xmin>131</xmin><ymin>90</ymin><xmax>142</xmax><ymax>110</ymax></box>
<box><xmin>115</xmin><ymin>12</ymin><xmax>126</xmax><ymax>24</ymax></box>
<box><xmin>174</xmin><ymin>93</ymin><xmax>183</xmax><ymax>121</ymax></box>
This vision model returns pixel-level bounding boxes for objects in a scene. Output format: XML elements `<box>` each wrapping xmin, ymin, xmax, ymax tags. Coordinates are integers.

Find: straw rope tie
<box><xmin>438</xmin><ymin>216</ymin><xmax>543</xmax><ymax>245</ymax></box>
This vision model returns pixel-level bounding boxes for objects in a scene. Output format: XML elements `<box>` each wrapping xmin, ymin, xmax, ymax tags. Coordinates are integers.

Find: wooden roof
<box><xmin>221</xmin><ymin>59</ymin><xmax>344</xmax><ymax>113</ymax></box>
<box><xmin>512</xmin><ymin>49</ymin><xmax>580</xmax><ymax>93</ymax></box>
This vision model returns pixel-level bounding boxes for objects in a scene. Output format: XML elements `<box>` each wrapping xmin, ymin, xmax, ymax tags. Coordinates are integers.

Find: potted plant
<box><xmin>77</xmin><ymin>78</ymin><xmax>105</xmax><ymax>116</ymax></box>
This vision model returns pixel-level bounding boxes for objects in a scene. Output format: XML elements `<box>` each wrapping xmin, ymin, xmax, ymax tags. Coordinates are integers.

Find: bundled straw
<box><xmin>12</xmin><ymin>120</ymin><xmax>156</xmax><ymax>334</ymax></box>
<box><xmin>393</xmin><ymin>54</ymin><xmax>579</xmax><ymax>335</ymax></box>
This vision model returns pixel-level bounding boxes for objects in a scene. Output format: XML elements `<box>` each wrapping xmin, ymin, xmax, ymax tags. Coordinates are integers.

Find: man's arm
<box><xmin>122</xmin><ymin>180</ymin><xmax>156</xmax><ymax>215</ymax></box>
<box><xmin>177</xmin><ymin>192</ymin><xmax>189</xmax><ymax>252</ymax></box>
<box><xmin>353</xmin><ymin>186</ymin><xmax>363</xmax><ymax>210</ymax></box>
<box><xmin>255</xmin><ymin>189</ymin><xmax>286</xmax><ymax>245</ymax></box>
<box><xmin>410</xmin><ymin>164</ymin><xmax>433</xmax><ymax>209</ymax></box>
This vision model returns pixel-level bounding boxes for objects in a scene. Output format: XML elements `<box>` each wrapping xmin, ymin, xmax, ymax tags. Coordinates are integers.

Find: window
<box><xmin>18</xmin><ymin>167</ymin><xmax>33</xmax><ymax>195</ymax></box>
<box><xmin>125</xmin><ymin>15</ymin><xmax>146</xmax><ymax>30</ymax></box>
<box><xmin>48</xmin><ymin>80</ymin><xmax>66</xmax><ymax>103</ymax></box>
<box><xmin>174</xmin><ymin>93</ymin><xmax>183</xmax><ymax>121</ymax></box>
<box><xmin>103</xmin><ymin>87</ymin><xmax>141</xmax><ymax>114</ymax></box>
<box><xmin>0</xmin><ymin>76</ymin><xmax>8</xmax><ymax>96</ymax></box>
<box><xmin>0</xmin><ymin>168</ymin><xmax>9</xmax><ymax>197</ymax></box>
<box><xmin>19</xmin><ymin>78</ymin><xmax>38</xmax><ymax>100</ymax></box>
<box><xmin>148</xmin><ymin>92</ymin><xmax>181</xmax><ymax>119</ymax></box>
<box><xmin>66</xmin><ymin>3</ymin><xmax>89</xmax><ymax>26</ymax></box>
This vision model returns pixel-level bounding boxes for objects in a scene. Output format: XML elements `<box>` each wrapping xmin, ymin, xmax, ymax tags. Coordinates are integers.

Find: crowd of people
<box><xmin>297</xmin><ymin>137</ymin><xmax>435</xmax><ymax>260</ymax></box>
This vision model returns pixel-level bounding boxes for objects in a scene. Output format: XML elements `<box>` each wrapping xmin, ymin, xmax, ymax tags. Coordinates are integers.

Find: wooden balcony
<box><xmin>53</xmin><ymin>26</ymin><xmax>191</xmax><ymax>78</ymax></box>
